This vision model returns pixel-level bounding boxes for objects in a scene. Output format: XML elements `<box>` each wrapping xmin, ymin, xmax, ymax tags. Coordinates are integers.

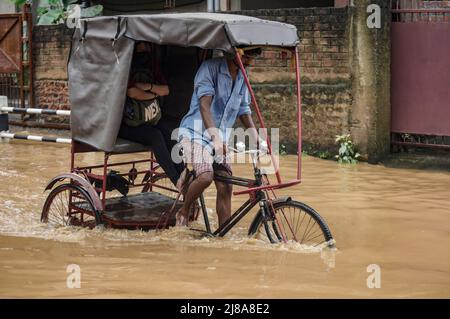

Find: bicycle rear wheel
<box><xmin>41</xmin><ymin>183</ymin><xmax>101</xmax><ymax>228</ymax></box>
<box><xmin>248</xmin><ymin>200</ymin><xmax>334</xmax><ymax>247</ymax></box>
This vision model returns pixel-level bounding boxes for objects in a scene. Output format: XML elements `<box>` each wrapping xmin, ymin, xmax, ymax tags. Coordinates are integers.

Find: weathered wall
<box><xmin>232</xmin><ymin>7</ymin><xmax>353</xmax><ymax>155</ymax></box>
<box><xmin>33</xmin><ymin>25</ymin><xmax>72</xmax><ymax>112</ymax></box>
<box><xmin>349</xmin><ymin>0</ymin><xmax>391</xmax><ymax>163</ymax></box>
<box><xmin>234</xmin><ymin>4</ymin><xmax>391</xmax><ymax>162</ymax></box>
<box><xmin>31</xmin><ymin>4</ymin><xmax>392</xmax><ymax>162</ymax></box>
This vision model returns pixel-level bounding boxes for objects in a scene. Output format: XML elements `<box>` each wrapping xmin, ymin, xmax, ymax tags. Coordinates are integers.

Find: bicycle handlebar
<box><xmin>227</xmin><ymin>141</ymin><xmax>268</xmax><ymax>155</ymax></box>
<box><xmin>227</xmin><ymin>146</ymin><xmax>263</xmax><ymax>155</ymax></box>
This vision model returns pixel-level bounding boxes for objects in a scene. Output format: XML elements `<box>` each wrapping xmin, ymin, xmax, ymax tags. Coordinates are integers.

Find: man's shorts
<box><xmin>180</xmin><ymin>138</ymin><xmax>232</xmax><ymax>177</ymax></box>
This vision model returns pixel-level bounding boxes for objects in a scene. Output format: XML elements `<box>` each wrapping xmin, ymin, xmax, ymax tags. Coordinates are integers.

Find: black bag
<box><xmin>123</xmin><ymin>96</ymin><xmax>161</xmax><ymax>127</ymax></box>
<box><xmin>123</xmin><ymin>68</ymin><xmax>162</xmax><ymax>127</ymax></box>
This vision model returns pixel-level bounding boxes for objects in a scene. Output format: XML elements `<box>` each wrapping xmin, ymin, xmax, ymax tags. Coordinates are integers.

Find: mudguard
<box><xmin>270</xmin><ymin>196</ymin><xmax>292</xmax><ymax>206</ymax></box>
<box><xmin>44</xmin><ymin>173</ymin><xmax>103</xmax><ymax>212</ymax></box>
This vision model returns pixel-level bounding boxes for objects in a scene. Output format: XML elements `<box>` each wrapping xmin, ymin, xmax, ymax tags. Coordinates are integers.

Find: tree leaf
<box><xmin>48</xmin><ymin>0</ymin><xmax>64</xmax><ymax>8</ymax></box>
<box><xmin>37</xmin><ymin>12</ymin><xmax>56</xmax><ymax>25</ymax></box>
<box><xmin>81</xmin><ymin>5</ymin><xmax>103</xmax><ymax>18</ymax></box>
<box><xmin>37</xmin><ymin>9</ymin><xmax>63</xmax><ymax>25</ymax></box>
<box><xmin>37</xmin><ymin>7</ymin><xmax>48</xmax><ymax>15</ymax></box>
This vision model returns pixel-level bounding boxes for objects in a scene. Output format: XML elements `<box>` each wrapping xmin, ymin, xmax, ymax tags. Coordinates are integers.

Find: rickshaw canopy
<box><xmin>68</xmin><ymin>13</ymin><xmax>299</xmax><ymax>152</ymax></box>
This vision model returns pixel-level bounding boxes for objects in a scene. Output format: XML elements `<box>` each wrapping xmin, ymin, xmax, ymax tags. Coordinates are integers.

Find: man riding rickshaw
<box><xmin>41</xmin><ymin>13</ymin><xmax>334</xmax><ymax>247</ymax></box>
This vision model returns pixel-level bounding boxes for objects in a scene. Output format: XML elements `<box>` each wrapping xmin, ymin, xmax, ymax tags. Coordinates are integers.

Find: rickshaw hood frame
<box><xmin>68</xmin><ymin>13</ymin><xmax>299</xmax><ymax>152</ymax></box>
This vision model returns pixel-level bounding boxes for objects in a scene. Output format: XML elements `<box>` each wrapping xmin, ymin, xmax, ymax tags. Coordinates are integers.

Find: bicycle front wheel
<box><xmin>248</xmin><ymin>200</ymin><xmax>334</xmax><ymax>247</ymax></box>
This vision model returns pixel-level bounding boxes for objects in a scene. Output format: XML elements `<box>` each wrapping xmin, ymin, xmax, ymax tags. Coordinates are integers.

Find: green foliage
<box><xmin>302</xmin><ymin>147</ymin><xmax>332</xmax><ymax>160</ymax></box>
<box><xmin>335</xmin><ymin>134</ymin><xmax>361</xmax><ymax>164</ymax></box>
<box><xmin>37</xmin><ymin>1</ymin><xmax>103</xmax><ymax>25</ymax></box>
<box><xmin>279</xmin><ymin>144</ymin><xmax>287</xmax><ymax>156</ymax></box>
<box><xmin>8</xmin><ymin>0</ymin><xmax>103</xmax><ymax>25</ymax></box>
<box><xmin>38</xmin><ymin>6</ymin><xmax>66</xmax><ymax>25</ymax></box>
<box><xmin>317</xmin><ymin>150</ymin><xmax>332</xmax><ymax>159</ymax></box>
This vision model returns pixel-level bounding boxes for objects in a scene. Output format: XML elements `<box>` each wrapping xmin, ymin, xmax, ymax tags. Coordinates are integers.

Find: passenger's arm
<box><xmin>127</xmin><ymin>87</ymin><xmax>157</xmax><ymax>100</ymax></box>
<box><xmin>134</xmin><ymin>82</ymin><xmax>169</xmax><ymax>96</ymax></box>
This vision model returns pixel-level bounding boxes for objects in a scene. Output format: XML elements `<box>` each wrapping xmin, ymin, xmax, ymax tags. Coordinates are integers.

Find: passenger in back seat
<box><xmin>118</xmin><ymin>42</ymin><xmax>185</xmax><ymax>188</ymax></box>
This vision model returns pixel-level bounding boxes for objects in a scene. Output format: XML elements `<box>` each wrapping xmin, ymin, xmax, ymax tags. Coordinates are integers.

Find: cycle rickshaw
<box><xmin>41</xmin><ymin>13</ymin><xmax>334</xmax><ymax>247</ymax></box>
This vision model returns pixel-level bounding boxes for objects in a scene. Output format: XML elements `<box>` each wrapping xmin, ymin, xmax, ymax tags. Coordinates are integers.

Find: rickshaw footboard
<box><xmin>74</xmin><ymin>192</ymin><xmax>183</xmax><ymax>228</ymax></box>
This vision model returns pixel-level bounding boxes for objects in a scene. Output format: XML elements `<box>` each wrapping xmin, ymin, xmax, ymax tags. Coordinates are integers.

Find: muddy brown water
<box><xmin>0</xmin><ymin>138</ymin><xmax>449</xmax><ymax>298</ymax></box>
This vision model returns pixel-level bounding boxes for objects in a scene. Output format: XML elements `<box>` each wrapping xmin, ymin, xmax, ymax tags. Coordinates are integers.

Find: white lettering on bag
<box><xmin>144</xmin><ymin>101</ymin><xmax>158</xmax><ymax>121</ymax></box>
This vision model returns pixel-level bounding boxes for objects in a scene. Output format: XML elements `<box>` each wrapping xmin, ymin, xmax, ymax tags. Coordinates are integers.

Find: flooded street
<box><xmin>0</xmin><ymin>139</ymin><xmax>449</xmax><ymax>298</ymax></box>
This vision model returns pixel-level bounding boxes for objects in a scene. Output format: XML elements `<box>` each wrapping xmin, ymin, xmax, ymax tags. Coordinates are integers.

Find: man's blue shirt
<box><xmin>178</xmin><ymin>58</ymin><xmax>251</xmax><ymax>147</ymax></box>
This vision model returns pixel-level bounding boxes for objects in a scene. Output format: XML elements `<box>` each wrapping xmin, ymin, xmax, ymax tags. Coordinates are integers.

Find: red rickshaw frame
<box><xmin>44</xmin><ymin>44</ymin><xmax>305</xmax><ymax>232</ymax></box>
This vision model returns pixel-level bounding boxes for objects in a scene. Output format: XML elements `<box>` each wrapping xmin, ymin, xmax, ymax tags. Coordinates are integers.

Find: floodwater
<box><xmin>0</xmin><ymin>138</ymin><xmax>449</xmax><ymax>298</ymax></box>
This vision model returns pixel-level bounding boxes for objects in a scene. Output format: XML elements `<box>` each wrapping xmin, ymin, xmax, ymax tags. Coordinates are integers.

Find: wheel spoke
<box><xmin>303</xmin><ymin>220</ymin><xmax>319</xmax><ymax>242</ymax></box>
<box><xmin>294</xmin><ymin>209</ymin><xmax>302</xmax><ymax>236</ymax></box>
<box><xmin>57</xmin><ymin>193</ymin><xmax>69</xmax><ymax>225</ymax></box>
<box><xmin>51</xmin><ymin>194</ymin><xmax>62</xmax><ymax>221</ymax></box>
<box><xmin>300</xmin><ymin>216</ymin><xmax>313</xmax><ymax>244</ymax></box>
<box><xmin>297</xmin><ymin>210</ymin><xmax>307</xmax><ymax>239</ymax></box>
<box><xmin>304</xmin><ymin>225</ymin><xmax>323</xmax><ymax>244</ymax></box>
<box><xmin>279</xmin><ymin>207</ymin><xmax>298</xmax><ymax>242</ymax></box>
<box><xmin>56</xmin><ymin>193</ymin><xmax>67</xmax><ymax>223</ymax></box>
<box><xmin>307</xmin><ymin>232</ymin><xmax>326</xmax><ymax>245</ymax></box>
<box><xmin>313</xmin><ymin>238</ymin><xmax>327</xmax><ymax>247</ymax></box>
<box><xmin>52</xmin><ymin>196</ymin><xmax>65</xmax><ymax>225</ymax></box>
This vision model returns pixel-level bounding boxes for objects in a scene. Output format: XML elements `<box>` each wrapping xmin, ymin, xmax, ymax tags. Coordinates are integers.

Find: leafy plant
<box><xmin>335</xmin><ymin>134</ymin><xmax>361</xmax><ymax>164</ymax></box>
<box><xmin>317</xmin><ymin>150</ymin><xmax>331</xmax><ymax>159</ymax></box>
<box><xmin>279</xmin><ymin>144</ymin><xmax>287</xmax><ymax>156</ymax></box>
<box><xmin>302</xmin><ymin>147</ymin><xmax>331</xmax><ymax>160</ymax></box>
<box><xmin>8</xmin><ymin>0</ymin><xmax>103</xmax><ymax>25</ymax></box>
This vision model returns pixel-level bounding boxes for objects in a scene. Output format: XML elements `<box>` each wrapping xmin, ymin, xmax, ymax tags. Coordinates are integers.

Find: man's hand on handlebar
<box><xmin>232</xmin><ymin>140</ymin><xmax>268</xmax><ymax>155</ymax></box>
<box><xmin>257</xmin><ymin>139</ymin><xmax>269</xmax><ymax>154</ymax></box>
<box><xmin>212</xmin><ymin>137</ymin><xmax>228</xmax><ymax>159</ymax></box>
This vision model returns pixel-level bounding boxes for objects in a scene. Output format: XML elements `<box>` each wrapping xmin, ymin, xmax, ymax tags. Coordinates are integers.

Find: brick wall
<box><xmin>232</xmin><ymin>7</ymin><xmax>353</xmax><ymax>153</ymax></box>
<box><xmin>32</xmin><ymin>8</ymin><xmax>353</xmax><ymax>153</ymax></box>
<box><xmin>33</xmin><ymin>25</ymin><xmax>73</xmax><ymax>112</ymax></box>
<box><xmin>29</xmin><ymin>3</ymin><xmax>393</xmax><ymax>162</ymax></box>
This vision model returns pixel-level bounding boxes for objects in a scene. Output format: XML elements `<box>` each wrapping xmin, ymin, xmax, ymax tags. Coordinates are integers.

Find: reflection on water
<box><xmin>0</xmin><ymin>139</ymin><xmax>449</xmax><ymax>297</ymax></box>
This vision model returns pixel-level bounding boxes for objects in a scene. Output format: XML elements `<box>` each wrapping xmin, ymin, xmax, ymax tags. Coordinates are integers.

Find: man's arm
<box><xmin>239</xmin><ymin>114</ymin><xmax>259</xmax><ymax>147</ymax></box>
<box><xmin>199</xmin><ymin>95</ymin><xmax>226</xmax><ymax>154</ymax></box>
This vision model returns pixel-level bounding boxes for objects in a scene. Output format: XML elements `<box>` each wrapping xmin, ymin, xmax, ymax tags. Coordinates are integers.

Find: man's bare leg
<box><xmin>214</xmin><ymin>177</ymin><xmax>232</xmax><ymax>227</ymax></box>
<box><xmin>176</xmin><ymin>172</ymin><xmax>213</xmax><ymax>226</ymax></box>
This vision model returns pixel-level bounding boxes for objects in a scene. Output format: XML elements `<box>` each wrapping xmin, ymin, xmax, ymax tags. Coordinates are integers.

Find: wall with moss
<box><xmin>234</xmin><ymin>5</ymin><xmax>391</xmax><ymax>162</ymax></box>
<box><xmin>233</xmin><ymin>7</ymin><xmax>354</xmax><ymax>156</ymax></box>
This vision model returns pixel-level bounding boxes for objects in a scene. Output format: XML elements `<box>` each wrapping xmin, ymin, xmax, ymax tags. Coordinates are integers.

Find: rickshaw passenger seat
<box><xmin>111</xmin><ymin>138</ymin><xmax>152</xmax><ymax>154</ymax></box>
